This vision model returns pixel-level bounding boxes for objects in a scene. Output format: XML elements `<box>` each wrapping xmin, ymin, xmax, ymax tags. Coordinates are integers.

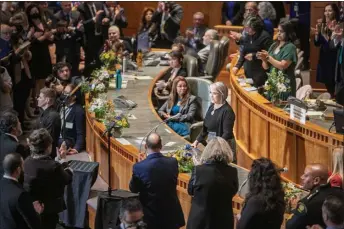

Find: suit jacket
<box><xmin>185</xmin><ymin>25</ymin><xmax>208</xmax><ymax>52</ymax></box>
<box><xmin>129</xmin><ymin>153</ymin><xmax>185</xmax><ymax>229</ymax></box>
<box><xmin>0</xmin><ymin>178</ymin><xmax>42</xmax><ymax>229</ymax></box>
<box><xmin>23</xmin><ymin>156</ymin><xmax>73</xmax><ymax>214</ymax></box>
<box><xmin>0</xmin><ymin>133</ymin><xmax>29</xmax><ymax>178</ymax></box>
<box><xmin>221</xmin><ymin>2</ymin><xmax>245</xmax><ymax>25</ymax></box>
<box><xmin>36</xmin><ymin>106</ymin><xmax>61</xmax><ymax>158</ymax></box>
<box><xmin>159</xmin><ymin>95</ymin><xmax>200</xmax><ymax>123</ymax></box>
<box><xmin>187</xmin><ymin>162</ymin><xmax>238</xmax><ymax>229</ymax></box>
<box><xmin>160</xmin><ymin>67</ymin><xmax>188</xmax><ymax>93</ymax></box>
<box><xmin>60</xmin><ymin>103</ymin><xmax>86</xmax><ymax>152</ymax></box>
<box><xmin>151</xmin><ymin>2</ymin><xmax>184</xmax><ymax>42</ymax></box>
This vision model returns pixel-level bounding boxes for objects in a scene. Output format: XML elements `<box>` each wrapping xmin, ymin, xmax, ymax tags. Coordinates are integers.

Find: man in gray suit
<box><xmin>185</xmin><ymin>12</ymin><xmax>208</xmax><ymax>52</ymax></box>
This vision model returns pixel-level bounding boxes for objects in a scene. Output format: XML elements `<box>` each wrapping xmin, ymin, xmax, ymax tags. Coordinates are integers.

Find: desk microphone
<box><xmin>138</xmin><ymin>113</ymin><xmax>181</xmax><ymax>155</ymax></box>
<box><xmin>277</xmin><ymin>167</ymin><xmax>288</xmax><ymax>173</ymax></box>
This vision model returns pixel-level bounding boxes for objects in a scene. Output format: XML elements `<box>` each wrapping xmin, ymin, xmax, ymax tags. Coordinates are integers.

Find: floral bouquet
<box><xmin>264</xmin><ymin>68</ymin><xmax>291</xmax><ymax>104</ymax></box>
<box><xmin>88</xmin><ymin>96</ymin><xmax>115</xmax><ymax>120</ymax></box>
<box><xmin>103</xmin><ymin>112</ymin><xmax>130</xmax><ymax>137</ymax></box>
<box><xmin>81</xmin><ymin>68</ymin><xmax>111</xmax><ymax>98</ymax></box>
<box><xmin>99</xmin><ymin>49</ymin><xmax>122</xmax><ymax>71</ymax></box>
<box><xmin>166</xmin><ymin>147</ymin><xmax>194</xmax><ymax>173</ymax></box>
<box><xmin>282</xmin><ymin>182</ymin><xmax>306</xmax><ymax>213</ymax></box>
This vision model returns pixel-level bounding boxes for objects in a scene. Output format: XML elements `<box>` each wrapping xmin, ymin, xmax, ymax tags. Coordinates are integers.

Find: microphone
<box><xmin>277</xmin><ymin>167</ymin><xmax>288</xmax><ymax>173</ymax></box>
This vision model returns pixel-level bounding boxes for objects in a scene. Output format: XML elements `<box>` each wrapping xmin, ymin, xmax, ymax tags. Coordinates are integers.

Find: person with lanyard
<box><xmin>191</xmin><ymin>82</ymin><xmax>236</xmax><ymax>162</ymax></box>
<box><xmin>286</xmin><ymin>163</ymin><xmax>344</xmax><ymax>229</ymax></box>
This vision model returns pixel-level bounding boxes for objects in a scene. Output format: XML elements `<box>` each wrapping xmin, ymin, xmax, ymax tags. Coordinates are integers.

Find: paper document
<box><xmin>115</xmin><ymin>138</ymin><xmax>131</xmax><ymax>145</ymax></box>
<box><xmin>164</xmin><ymin>142</ymin><xmax>176</xmax><ymax>147</ymax></box>
<box><xmin>135</xmin><ymin>76</ymin><xmax>152</xmax><ymax>80</ymax></box>
<box><xmin>165</xmin><ymin>128</ymin><xmax>171</xmax><ymax>133</ymax></box>
<box><xmin>128</xmin><ymin>114</ymin><xmax>137</xmax><ymax>120</ymax></box>
<box><xmin>244</xmin><ymin>87</ymin><xmax>257</xmax><ymax>92</ymax></box>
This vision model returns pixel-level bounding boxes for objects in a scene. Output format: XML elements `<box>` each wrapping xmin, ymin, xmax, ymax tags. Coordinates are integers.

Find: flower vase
<box><xmin>271</xmin><ymin>97</ymin><xmax>281</xmax><ymax>106</ymax></box>
<box><xmin>112</xmin><ymin>128</ymin><xmax>122</xmax><ymax>138</ymax></box>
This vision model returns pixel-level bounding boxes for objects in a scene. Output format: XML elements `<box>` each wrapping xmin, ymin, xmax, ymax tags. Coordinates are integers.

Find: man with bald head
<box><xmin>185</xmin><ymin>12</ymin><xmax>208</xmax><ymax>52</ymax></box>
<box><xmin>286</xmin><ymin>163</ymin><xmax>344</xmax><ymax>229</ymax></box>
<box><xmin>129</xmin><ymin>133</ymin><xmax>185</xmax><ymax>229</ymax></box>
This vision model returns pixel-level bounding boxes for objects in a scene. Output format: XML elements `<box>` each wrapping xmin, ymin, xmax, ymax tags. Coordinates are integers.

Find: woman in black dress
<box><xmin>23</xmin><ymin>128</ymin><xmax>73</xmax><ymax>229</ymax></box>
<box><xmin>191</xmin><ymin>81</ymin><xmax>236</xmax><ymax>160</ymax></box>
<box><xmin>26</xmin><ymin>4</ymin><xmax>53</xmax><ymax>110</ymax></box>
<box><xmin>236</xmin><ymin>157</ymin><xmax>285</xmax><ymax>229</ymax></box>
<box><xmin>187</xmin><ymin>137</ymin><xmax>238</xmax><ymax>229</ymax></box>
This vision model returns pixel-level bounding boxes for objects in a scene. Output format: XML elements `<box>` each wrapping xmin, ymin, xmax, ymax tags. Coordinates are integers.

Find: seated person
<box><xmin>159</xmin><ymin>76</ymin><xmax>199</xmax><ymax>136</ymax></box>
<box><xmin>155</xmin><ymin>51</ymin><xmax>187</xmax><ymax>96</ymax></box>
<box><xmin>184</xmin><ymin>12</ymin><xmax>208</xmax><ymax>53</ymax></box>
<box><xmin>171</xmin><ymin>43</ymin><xmax>186</xmax><ymax>54</ymax></box>
<box><xmin>58</xmin><ymin>84</ymin><xmax>85</xmax><ymax>154</ymax></box>
<box><xmin>197</xmin><ymin>29</ymin><xmax>219</xmax><ymax>74</ymax></box>
<box><xmin>102</xmin><ymin>25</ymin><xmax>132</xmax><ymax>54</ymax></box>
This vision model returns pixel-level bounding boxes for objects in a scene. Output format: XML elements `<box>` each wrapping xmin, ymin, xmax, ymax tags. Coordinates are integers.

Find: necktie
<box><xmin>339</xmin><ymin>46</ymin><xmax>343</xmax><ymax>64</ymax></box>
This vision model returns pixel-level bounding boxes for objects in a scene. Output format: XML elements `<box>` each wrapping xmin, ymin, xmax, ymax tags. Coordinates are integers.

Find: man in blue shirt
<box><xmin>0</xmin><ymin>24</ymin><xmax>13</xmax><ymax>60</ymax></box>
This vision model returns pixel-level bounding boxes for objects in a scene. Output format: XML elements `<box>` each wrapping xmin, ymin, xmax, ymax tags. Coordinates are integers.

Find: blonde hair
<box><xmin>210</xmin><ymin>82</ymin><xmax>228</xmax><ymax>104</ymax></box>
<box><xmin>328</xmin><ymin>147</ymin><xmax>344</xmax><ymax>189</ymax></box>
<box><xmin>200</xmin><ymin>137</ymin><xmax>233</xmax><ymax>164</ymax></box>
<box><xmin>108</xmin><ymin>25</ymin><xmax>120</xmax><ymax>33</ymax></box>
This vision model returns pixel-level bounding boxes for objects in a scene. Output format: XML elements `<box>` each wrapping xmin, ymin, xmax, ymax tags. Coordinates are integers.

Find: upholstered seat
<box><xmin>184</xmin><ymin>77</ymin><xmax>212</xmax><ymax>142</ymax></box>
<box><xmin>183</xmin><ymin>54</ymin><xmax>199</xmax><ymax>77</ymax></box>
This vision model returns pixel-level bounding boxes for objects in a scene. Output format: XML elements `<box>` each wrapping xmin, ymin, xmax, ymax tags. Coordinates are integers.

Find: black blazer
<box><xmin>129</xmin><ymin>153</ymin><xmax>185</xmax><ymax>229</ymax></box>
<box><xmin>36</xmin><ymin>106</ymin><xmax>61</xmax><ymax>158</ymax></box>
<box><xmin>237</xmin><ymin>196</ymin><xmax>285</xmax><ymax>229</ymax></box>
<box><xmin>235</xmin><ymin>30</ymin><xmax>273</xmax><ymax>87</ymax></box>
<box><xmin>185</xmin><ymin>25</ymin><xmax>208</xmax><ymax>52</ymax></box>
<box><xmin>151</xmin><ymin>2</ymin><xmax>183</xmax><ymax>42</ymax></box>
<box><xmin>61</xmin><ymin>103</ymin><xmax>86</xmax><ymax>152</ymax></box>
<box><xmin>221</xmin><ymin>2</ymin><xmax>245</xmax><ymax>25</ymax></box>
<box><xmin>187</xmin><ymin>162</ymin><xmax>238</xmax><ymax>229</ymax></box>
<box><xmin>0</xmin><ymin>178</ymin><xmax>42</xmax><ymax>229</ymax></box>
<box><xmin>23</xmin><ymin>156</ymin><xmax>73</xmax><ymax>215</ymax></box>
<box><xmin>0</xmin><ymin>133</ymin><xmax>29</xmax><ymax>178</ymax></box>
<box><xmin>330</xmin><ymin>39</ymin><xmax>344</xmax><ymax>105</ymax></box>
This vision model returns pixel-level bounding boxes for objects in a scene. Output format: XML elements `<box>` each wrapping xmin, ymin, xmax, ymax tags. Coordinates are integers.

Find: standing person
<box><xmin>107</xmin><ymin>2</ymin><xmax>128</xmax><ymax>38</ymax></box>
<box><xmin>286</xmin><ymin>163</ymin><xmax>344</xmax><ymax>229</ymax></box>
<box><xmin>237</xmin><ymin>158</ymin><xmax>285</xmax><ymax>229</ymax></box>
<box><xmin>129</xmin><ymin>133</ymin><xmax>185</xmax><ymax>229</ymax></box>
<box><xmin>187</xmin><ymin>137</ymin><xmax>238</xmax><ymax>229</ymax></box>
<box><xmin>0</xmin><ymin>153</ymin><xmax>43</xmax><ymax>229</ymax></box>
<box><xmin>0</xmin><ymin>111</ymin><xmax>28</xmax><ymax>178</ymax></box>
<box><xmin>151</xmin><ymin>1</ymin><xmax>183</xmax><ymax>49</ymax></box>
<box><xmin>0</xmin><ymin>66</ymin><xmax>13</xmax><ymax>113</ymax></box>
<box><xmin>257</xmin><ymin>2</ymin><xmax>276</xmax><ymax>37</ymax></box>
<box><xmin>36</xmin><ymin>88</ymin><xmax>61</xmax><ymax>158</ymax></box>
<box><xmin>26</xmin><ymin>4</ymin><xmax>54</xmax><ymax>112</ymax></box>
<box><xmin>258</xmin><ymin>20</ymin><xmax>298</xmax><ymax>98</ymax></box>
<box><xmin>192</xmin><ymin>82</ymin><xmax>236</xmax><ymax>160</ymax></box>
<box><xmin>222</xmin><ymin>2</ymin><xmax>245</xmax><ymax>26</ymax></box>
<box><xmin>314</xmin><ymin>3</ymin><xmax>340</xmax><ymax>97</ymax></box>
<box><xmin>24</xmin><ymin>128</ymin><xmax>73</xmax><ymax>229</ymax></box>
<box><xmin>232</xmin><ymin>15</ymin><xmax>273</xmax><ymax>87</ymax></box>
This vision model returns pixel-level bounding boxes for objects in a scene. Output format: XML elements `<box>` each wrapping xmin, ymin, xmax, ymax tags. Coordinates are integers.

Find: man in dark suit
<box><xmin>36</xmin><ymin>88</ymin><xmax>61</xmax><ymax>158</ymax></box>
<box><xmin>116</xmin><ymin>198</ymin><xmax>146</xmax><ymax>229</ymax></box>
<box><xmin>0</xmin><ymin>153</ymin><xmax>43</xmax><ymax>229</ymax></box>
<box><xmin>77</xmin><ymin>1</ymin><xmax>111</xmax><ymax>69</ymax></box>
<box><xmin>221</xmin><ymin>1</ymin><xmax>245</xmax><ymax>26</ymax></box>
<box><xmin>59</xmin><ymin>83</ymin><xmax>85</xmax><ymax>154</ymax></box>
<box><xmin>151</xmin><ymin>1</ymin><xmax>183</xmax><ymax>49</ymax></box>
<box><xmin>184</xmin><ymin>12</ymin><xmax>208</xmax><ymax>53</ymax></box>
<box><xmin>129</xmin><ymin>133</ymin><xmax>185</xmax><ymax>229</ymax></box>
<box><xmin>54</xmin><ymin>1</ymin><xmax>83</xmax><ymax>76</ymax></box>
<box><xmin>0</xmin><ymin>111</ymin><xmax>28</xmax><ymax>178</ymax></box>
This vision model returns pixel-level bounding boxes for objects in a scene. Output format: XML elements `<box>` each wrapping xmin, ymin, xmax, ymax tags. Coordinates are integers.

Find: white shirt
<box><xmin>3</xmin><ymin>174</ymin><xmax>18</xmax><ymax>182</ymax></box>
<box><xmin>5</xmin><ymin>133</ymin><xmax>18</xmax><ymax>142</ymax></box>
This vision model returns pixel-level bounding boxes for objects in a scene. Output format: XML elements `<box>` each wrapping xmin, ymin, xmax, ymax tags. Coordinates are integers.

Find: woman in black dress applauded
<box><xmin>187</xmin><ymin>137</ymin><xmax>238</xmax><ymax>229</ymax></box>
<box><xmin>191</xmin><ymin>82</ymin><xmax>236</xmax><ymax>160</ymax></box>
<box><xmin>236</xmin><ymin>157</ymin><xmax>285</xmax><ymax>229</ymax></box>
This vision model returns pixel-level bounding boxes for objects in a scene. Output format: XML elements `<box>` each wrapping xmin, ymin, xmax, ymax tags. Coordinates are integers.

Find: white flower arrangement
<box><xmin>264</xmin><ymin>68</ymin><xmax>291</xmax><ymax>103</ymax></box>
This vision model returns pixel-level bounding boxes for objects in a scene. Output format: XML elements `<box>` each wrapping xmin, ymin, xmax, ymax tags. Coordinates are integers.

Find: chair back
<box><xmin>218</xmin><ymin>36</ymin><xmax>230</xmax><ymax>71</ymax></box>
<box><xmin>205</xmin><ymin>40</ymin><xmax>221</xmax><ymax>80</ymax></box>
<box><xmin>185</xmin><ymin>77</ymin><xmax>212</xmax><ymax>119</ymax></box>
<box><xmin>296</xmin><ymin>85</ymin><xmax>313</xmax><ymax>100</ymax></box>
<box><xmin>183</xmin><ymin>54</ymin><xmax>199</xmax><ymax>77</ymax></box>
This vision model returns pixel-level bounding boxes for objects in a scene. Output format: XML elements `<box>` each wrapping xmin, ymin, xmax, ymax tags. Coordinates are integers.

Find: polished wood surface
<box><xmin>229</xmin><ymin>57</ymin><xmax>343</xmax><ymax>185</ymax></box>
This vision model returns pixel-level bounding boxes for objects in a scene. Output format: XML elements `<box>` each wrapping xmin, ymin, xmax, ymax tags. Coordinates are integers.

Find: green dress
<box><xmin>268</xmin><ymin>42</ymin><xmax>298</xmax><ymax>97</ymax></box>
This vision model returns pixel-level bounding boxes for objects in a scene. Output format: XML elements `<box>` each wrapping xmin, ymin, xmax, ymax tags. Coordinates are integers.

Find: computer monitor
<box><xmin>333</xmin><ymin>109</ymin><xmax>344</xmax><ymax>134</ymax></box>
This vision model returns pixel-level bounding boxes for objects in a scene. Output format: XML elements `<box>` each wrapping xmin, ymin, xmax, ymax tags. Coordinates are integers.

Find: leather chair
<box><xmin>184</xmin><ymin>77</ymin><xmax>212</xmax><ymax>142</ymax></box>
<box><xmin>183</xmin><ymin>54</ymin><xmax>199</xmax><ymax>77</ymax></box>
<box><xmin>217</xmin><ymin>36</ymin><xmax>230</xmax><ymax>72</ymax></box>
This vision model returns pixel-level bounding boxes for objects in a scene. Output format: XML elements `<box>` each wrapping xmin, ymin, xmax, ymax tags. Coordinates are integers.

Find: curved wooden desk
<box><xmin>229</xmin><ymin>61</ymin><xmax>343</xmax><ymax>185</ymax></box>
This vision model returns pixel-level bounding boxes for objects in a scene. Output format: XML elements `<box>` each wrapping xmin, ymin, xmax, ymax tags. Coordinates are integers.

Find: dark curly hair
<box><xmin>243</xmin><ymin>15</ymin><xmax>265</xmax><ymax>33</ymax></box>
<box><xmin>0</xmin><ymin>110</ymin><xmax>19</xmax><ymax>134</ymax></box>
<box><xmin>28</xmin><ymin>128</ymin><xmax>53</xmax><ymax>156</ymax></box>
<box><xmin>245</xmin><ymin>157</ymin><xmax>285</xmax><ymax>211</ymax></box>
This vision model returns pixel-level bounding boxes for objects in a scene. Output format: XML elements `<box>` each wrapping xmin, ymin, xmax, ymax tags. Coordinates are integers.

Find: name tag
<box><xmin>66</xmin><ymin>122</ymin><xmax>73</xmax><ymax>129</ymax></box>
